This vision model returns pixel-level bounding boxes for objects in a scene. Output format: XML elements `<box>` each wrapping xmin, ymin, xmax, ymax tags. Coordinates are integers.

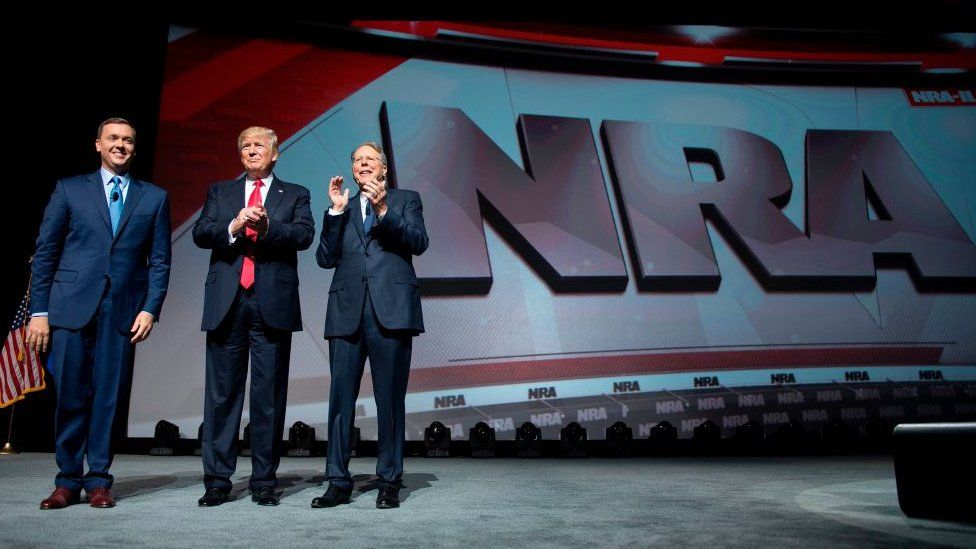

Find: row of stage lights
<box><xmin>427</xmin><ymin>417</ymin><xmax>889</xmax><ymax>458</ymax></box>
<box><xmin>150</xmin><ymin>417</ymin><xmax>895</xmax><ymax>458</ymax></box>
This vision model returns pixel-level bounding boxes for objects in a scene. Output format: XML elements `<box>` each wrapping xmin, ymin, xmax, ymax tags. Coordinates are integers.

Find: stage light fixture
<box><xmin>468</xmin><ymin>421</ymin><xmax>496</xmax><ymax>458</ymax></box>
<box><xmin>287</xmin><ymin>421</ymin><xmax>315</xmax><ymax>457</ymax></box>
<box><xmin>649</xmin><ymin>420</ymin><xmax>678</xmax><ymax>455</ymax></box>
<box><xmin>650</xmin><ymin>420</ymin><xmax>677</xmax><ymax>442</ymax></box>
<box><xmin>693</xmin><ymin>419</ymin><xmax>721</xmax><ymax>454</ymax></box>
<box><xmin>735</xmin><ymin>419</ymin><xmax>764</xmax><ymax>444</ymax></box>
<box><xmin>694</xmin><ymin>419</ymin><xmax>721</xmax><ymax>441</ymax></box>
<box><xmin>605</xmin><ymin>421</ymin><xmax>633</xmax><ymax>457</ymax></box>
<box><xmin>734</xmin><ymin>419</ymin><xmax>764</xmax><ymax>454</ymax></box>
<box><xmin>560</xmin><ymin>422</ymin><xmax>588</xmax><ymax>458</ymax></box>
<box><xmin>150</xmin><ymin>420</ymin><xmax>180</xmax><ymax>456</ymax></box>
<box><xmin>515</xmin><ymin>421</ymin><xmax>542</xmax><ymax>458</ymax></box>
<box><xmin>425</xmin><ymin>421</ymin><xmax>451</xmax><ymax>457</ymax></box>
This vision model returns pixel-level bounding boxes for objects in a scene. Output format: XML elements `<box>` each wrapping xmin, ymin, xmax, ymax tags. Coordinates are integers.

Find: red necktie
<box><xmin>240</xmin><ymin>179</ymin><xmax>264</xmax><ymax>289</ymax></box>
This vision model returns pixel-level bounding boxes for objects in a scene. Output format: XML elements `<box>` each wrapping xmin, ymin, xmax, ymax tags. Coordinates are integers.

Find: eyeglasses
<box><xmin>352</xmin><ymin>156</ymin><xmax>382</xmax><ymax>164</ymax></box>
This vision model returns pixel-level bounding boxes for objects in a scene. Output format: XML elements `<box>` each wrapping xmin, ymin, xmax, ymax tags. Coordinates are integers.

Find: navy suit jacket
<box><xmin>316</xmin><ymin>188</ymin><xmax>429</xmax><ymax>337</ymax></box>
<box><xmin>31</xmin><ymin>171</ymin><xmax>172</xmax><ymax>331</ymax></box>
<box><xmin>193</xmin><ymin>176</ymin><xmax>315</xmax><ymax>332</ymax></box>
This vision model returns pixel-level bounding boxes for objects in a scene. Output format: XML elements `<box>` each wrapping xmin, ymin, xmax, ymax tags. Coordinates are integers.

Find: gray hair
<box><xmin>350</xmin><ymin>141</ymin><xmax>387</xmax><ymax>165</ymax></box>
<box><xmin>238</xmin><ymin>126</ymin><xmax>279</xmax><ymax>153</ymax></box>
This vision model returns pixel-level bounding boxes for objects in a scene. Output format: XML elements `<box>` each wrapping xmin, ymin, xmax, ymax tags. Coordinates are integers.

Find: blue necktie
<box><xmin>363</xmin><ymin>199</ymin><xmax>375</xmax><ymax>235</ymax></box>
<box><xmin>109</xmin><ymin>176</ymin><xmax>124</xmax><ymax>235</ymax></box>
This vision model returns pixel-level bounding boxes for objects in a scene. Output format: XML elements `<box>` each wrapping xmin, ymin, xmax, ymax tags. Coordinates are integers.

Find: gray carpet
<box><xmin>0</xmin><ymin>453</ymin><xmax>973</xmax><ymax>548</ymax></box>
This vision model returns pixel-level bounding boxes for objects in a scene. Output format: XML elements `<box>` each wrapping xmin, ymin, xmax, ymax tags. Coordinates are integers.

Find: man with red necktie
<box><xmin>192</xmin><ymin>126</ymin><xmax>314</xmax><ymax>507</ymax></box>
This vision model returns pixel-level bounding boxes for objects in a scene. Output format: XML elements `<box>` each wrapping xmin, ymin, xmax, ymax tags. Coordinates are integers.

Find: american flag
<box><xmin>0</xmin><ymin>290</ymin><xmax>45</xmax><ymax>408</ymax></box>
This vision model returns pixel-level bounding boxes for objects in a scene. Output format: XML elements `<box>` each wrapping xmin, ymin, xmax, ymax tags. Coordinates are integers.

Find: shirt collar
<box><xmin>100</xmin><ymin>168</ymin><xmax>129</xmax><ymax>188</ymax></box>
<box><xmin>246</xmin><ymin>173</ymin><xmax>273</xmax><ymax>186</ymax></box>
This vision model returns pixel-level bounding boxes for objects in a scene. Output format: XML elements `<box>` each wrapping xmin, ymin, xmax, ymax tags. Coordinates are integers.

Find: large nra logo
<box><xmin>381</xmin><ymin>103</ymin><xmax>976</xmax><ymax>295</ymax></box>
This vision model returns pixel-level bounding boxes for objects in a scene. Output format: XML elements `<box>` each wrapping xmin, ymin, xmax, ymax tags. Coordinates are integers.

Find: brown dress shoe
<box><xmin>87</xmin><ymin>487</ymin><xmax>116</xmax><ymax>508</ymax></box>
<box><xmin>39</xmin><ymin>487</ymin><xmax>80</xmax><ymax>510</ymax></box>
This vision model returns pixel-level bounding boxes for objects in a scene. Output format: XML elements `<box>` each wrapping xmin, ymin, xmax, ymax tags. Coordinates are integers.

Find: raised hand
<box><xmin>329</xmin><ymin>176</ymin><xmax>349</xmax><ymax>212</ymax></box>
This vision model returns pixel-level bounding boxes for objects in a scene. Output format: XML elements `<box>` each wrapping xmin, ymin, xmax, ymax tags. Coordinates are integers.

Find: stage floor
<box><xmin>0</xmin><ymin>453</ymin><xmax>973</xmax><ymax>548</ymax></box>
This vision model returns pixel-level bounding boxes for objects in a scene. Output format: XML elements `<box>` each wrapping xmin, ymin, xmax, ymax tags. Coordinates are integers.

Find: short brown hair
<box><xmin>97</xmin><ymin>117</ymin><xmax>136</xmax><ymax>142</ymax></box>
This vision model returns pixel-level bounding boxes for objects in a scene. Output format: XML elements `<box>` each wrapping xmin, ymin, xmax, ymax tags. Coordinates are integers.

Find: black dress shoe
<box><xmin>310</xmin><ymin>484</ymin><xmax>351</xmax><ymax>508</ymax></box>
<box><xmin>376</xmin><ymin>486</ymin><xmax>400</xmax><ymax>509</ymax></box>
<box><xmin>198</xmin><ymin>487</ymin><xmax>231</xmax><ymax>507</ymax></box>
<box><xmin>251</xmin><ymin>486</ymin><xmax>279</xmax><ymax>506</ymax></box>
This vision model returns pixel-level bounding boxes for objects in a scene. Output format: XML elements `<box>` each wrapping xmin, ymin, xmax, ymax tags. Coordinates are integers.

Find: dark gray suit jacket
<box><xmin>316</xmin><ymin>188</ymin><xmax>429</xmax><ymax>337</ymax></box>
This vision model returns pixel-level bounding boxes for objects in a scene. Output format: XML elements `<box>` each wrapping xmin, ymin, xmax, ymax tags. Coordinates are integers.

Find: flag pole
<box><xmin>0</xmin><ymin>404</ymin><xmax>17</xmax><ymax>455</ymax></box>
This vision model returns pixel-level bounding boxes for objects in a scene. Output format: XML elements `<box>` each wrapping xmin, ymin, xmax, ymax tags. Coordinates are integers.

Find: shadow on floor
<box><xmin>112</xmin><ymin>472</ymin><xmax>202</xmax><ymax>499</ymax></box>
<box><xmin>111</xmin><ymin>467</ymin><xmax>439</xmax><ymax>504</ymax></box>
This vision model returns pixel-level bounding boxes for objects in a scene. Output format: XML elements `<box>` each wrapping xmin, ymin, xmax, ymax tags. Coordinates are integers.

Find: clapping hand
<box><xmin>361</xmin><ymin>175</ymin><xmax>387</xmax><ymax>217</ymax></box>
<box><xmin>244</xmin><ymin>204</ymin><xmax>268</xmax><ymax>235</ymax></box>
<box><xmin>329</xmin><ymin>176</ymin><xmax>349</xmax><ymax>212</ymax></box>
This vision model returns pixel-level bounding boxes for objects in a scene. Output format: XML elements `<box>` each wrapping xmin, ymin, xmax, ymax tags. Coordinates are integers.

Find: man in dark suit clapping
<box><xmin>193</xmin><ymin>126</ymin><xmax>314</xmax><ymax>507</ymax></box>
<box><xmin>312</xmin><ymin>141</ymin><xmax>428</xmax><ymax>510</ymax></box>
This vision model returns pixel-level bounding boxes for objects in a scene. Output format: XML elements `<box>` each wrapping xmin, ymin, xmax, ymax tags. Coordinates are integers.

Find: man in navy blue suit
<box><xmin>312</xmin><ymin>141</ymin><xmax>428</xmax><ymax>510</ymax></box>
<box><xmin>27</xmin><ymin>117</ymin><xmax>172</xmax><ymax>509</ymax></box>
<box><xmin>193</xmin><ymin>126</ymin><xmax>314</xmax><ymax>507</ymax></box>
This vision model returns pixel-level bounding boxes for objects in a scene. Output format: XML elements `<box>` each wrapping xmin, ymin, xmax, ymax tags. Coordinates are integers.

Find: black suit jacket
<box><xmin>316</xmin><ymin>188</ymin><xmax>429</xmax><ymax>337</ymax></box>
<box><xmin>193</xmin><ymin>175</ymin><xmax>314</xmax><ymax>332</ymax></box>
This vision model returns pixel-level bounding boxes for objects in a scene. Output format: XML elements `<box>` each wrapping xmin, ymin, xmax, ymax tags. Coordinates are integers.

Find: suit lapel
<box><xmin>234</xmin><ymin>176</ymin><xmax>247</xmax><ymax>208</ymax></box>
<box><xmin>87</xmin><ymin>171</ymin><xmax>112</xmax><ymax>235</ymax></box>
<box><xmin>351</xmin><ymin>191</ymin><xmax>366</xmax><ymax>245</ymax></box>
<box><xmin>263</xmin><ymin>176</ymin><xmax>285</xmax><ymax>219</ymax></box>
<box><xmin>113</xmin><ymin>177</ymin><xmax>145</xmax><ymax>242</ymax></box>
